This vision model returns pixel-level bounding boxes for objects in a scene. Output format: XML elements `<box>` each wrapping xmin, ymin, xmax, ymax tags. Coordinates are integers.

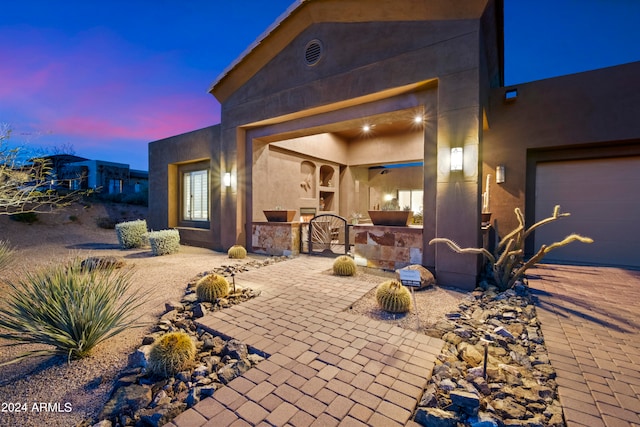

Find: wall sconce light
<box><xmin>450</xmin><ymin>147</ymin><xmax>464</xmax><ymax>172</ymax></box>
<box><xmin>223</xmin><ymin>172</ymin><xmax>232</xmax><ymax>187</ymax></box>
<box><xmin>496</xmin><ymin>165</ymin><xmax>505</xmax><ymax>184</ymax></box>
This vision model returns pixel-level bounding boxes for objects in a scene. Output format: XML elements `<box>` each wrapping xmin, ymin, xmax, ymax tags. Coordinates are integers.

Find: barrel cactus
<box><xmin>147</xmin><ymin>331</ymin><xmax>196</xmax><ymax>377</ymax></box>
<box><xmin>375</xmin><ymin>280</ymin><xmax>412</xmax><ymax>313</ymax></box>
<box><xmin>228</xmin><ymin>245</ymin><xmax>247</xmax><ymax>259</ymax></box>
<box><xmin>196</xmin><ymin>273</ymin><xmax>230</xmax><ymax>302</ymax></box>
<box><xmin>333</xmin><ymin>255</ymin><xmax>356</xmax><ymax>276</ymax></box>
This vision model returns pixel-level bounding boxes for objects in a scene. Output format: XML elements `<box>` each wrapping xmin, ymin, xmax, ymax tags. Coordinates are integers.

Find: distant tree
<box><xmin>0</xmin><ymin>123</ymin><xmax>88</xmax><ymax>215</ymax></box>
<box><xmin>49</xmin><ymin>143</ymin><xmax>76</xmax><ymax>156</ymax></box>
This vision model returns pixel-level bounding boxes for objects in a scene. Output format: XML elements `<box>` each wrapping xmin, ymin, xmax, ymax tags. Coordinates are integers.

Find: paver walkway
<box><xmin>166</xmin><ymin>256</ymin><xmax>444</xmax><ymax>427</ymax></box>
<box><xmin>529</xmin><ymin>264</ymin><xmax>640</xmax><ymax>427</ymax></box>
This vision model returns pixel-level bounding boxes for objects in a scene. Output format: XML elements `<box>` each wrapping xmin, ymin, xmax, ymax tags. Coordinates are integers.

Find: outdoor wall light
<box><xmin>496</xmin><ymin>165</ymin><xmax>505</xmax><ymax>184</ymax></box>
<box><xmin>450</xmin><ymin>147</ymin><xmax>464</xmax><ymax>172</ymax></box>
<box><xmin>223</xmin><ymin>172</ymin><xmax>232</xmax><ymax>187</ymax></box>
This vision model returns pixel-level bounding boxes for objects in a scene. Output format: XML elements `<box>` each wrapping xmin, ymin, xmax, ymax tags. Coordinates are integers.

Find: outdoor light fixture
<box><xmin>362</xmin><ymin>124</ymin><xmax>371</xmax><ymax>132</ymax></box>
<box><xmin>413</xmin><ymin>115</ymin><xmax>423</xmax><ymax>124</ymax></box>
<box><xmin>223</xmin><ymin>172</ymin><xmax>232</xmax><ymax>187</ymax></box>
<box><xmin>450</xmin><ymin>147</ymin><xmax>463</xmax><ymax>171</ymax></box>
<box><xmin>496</xmin><ymin>165</ymin><xmax>505</xmax><ymax>184</ymax></box>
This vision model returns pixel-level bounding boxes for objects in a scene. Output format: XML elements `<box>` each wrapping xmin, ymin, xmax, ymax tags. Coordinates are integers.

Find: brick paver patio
<box><xmin>530</xmin><ymin>264</ymin><xmax>640</xmax><ymax>427</ymax></box>
<box><xmin>166</xmin><ymin>256</ymin><xmax>444</xmax><ymax>427</ymax></box>
<box><xmin>166</xmin><ymin>257</ymin><xmax>640</xmax><ymax>426</ymax></box>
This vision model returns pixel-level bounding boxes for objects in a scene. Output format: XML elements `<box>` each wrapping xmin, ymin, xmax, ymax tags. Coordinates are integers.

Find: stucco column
<box><xmin>434</xmin><ymin>73</ymin><xmax>482</xmax><ymax>289</ymax></box>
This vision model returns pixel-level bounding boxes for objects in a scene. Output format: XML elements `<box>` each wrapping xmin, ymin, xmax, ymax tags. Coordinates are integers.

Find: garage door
<box><xmin>535</xmin><ymin>156</ymin><xmax>640</xmax><ymax>268</ymax></box>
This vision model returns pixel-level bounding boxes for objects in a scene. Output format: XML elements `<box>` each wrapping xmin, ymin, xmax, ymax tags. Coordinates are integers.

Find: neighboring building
<box><xmin>148</xmin><ymin>0</ymin><xmax>640</xmax><ymax>289</ymax></box>
<box><xmin>45</xmin><ymin>155</ymin><xmax>148</xmax><ymax>195</ymax></box>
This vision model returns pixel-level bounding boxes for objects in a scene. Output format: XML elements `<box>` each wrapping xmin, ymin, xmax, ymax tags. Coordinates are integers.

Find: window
<box><xmin>183</xmin><ymin>170</ymin><xmax>208</xmax><ymax>221</ymax></box>
<box><xmin>109</xmin><ymin>179</ymin><xmax>123</xmax><ymax>194</ymax></box>
<box><xmin>398</xmin><ymin>189</ymin><xmax>423</xmax><ymax>214</ymax></box>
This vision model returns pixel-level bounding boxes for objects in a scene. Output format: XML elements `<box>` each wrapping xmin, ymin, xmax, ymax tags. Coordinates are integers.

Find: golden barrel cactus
<box><xmin>228</xmin><ymin>245</ymin><xmax>247</xmax><ymax>259</ymax></box>
<box><xmin>333</xmin><ymin>255</ymin><xmax>357</xmax><ymax>276</ymax></box>
<box><xmin>196</xmin><ymin>274</ymin><xmax>230</xmax><ymax>302</ymax></box>
<box><xmin>375</xmin><ymin>280</ymin><xmax>412</xmax><ymax>313</ymax></box>
<box><xmin>148</xmin><ymin>332</ymin><xmax>196</xmax><ymax>377</ymax></box>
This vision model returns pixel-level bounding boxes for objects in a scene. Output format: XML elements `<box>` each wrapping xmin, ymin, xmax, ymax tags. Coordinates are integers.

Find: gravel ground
<box><xmin>0</xmin><ymin>202</ymin><xmax>467</xmax><ymax>426</ymax></box>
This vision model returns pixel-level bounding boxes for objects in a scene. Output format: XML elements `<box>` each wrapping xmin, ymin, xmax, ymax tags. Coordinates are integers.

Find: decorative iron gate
<box><xmin>306</xmin><ymin>214</ymin><xmax>350</xmax><ymax>256</ymax></box>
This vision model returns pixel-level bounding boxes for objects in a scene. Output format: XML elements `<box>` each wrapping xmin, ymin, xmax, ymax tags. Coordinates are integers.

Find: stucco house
<box><xmin>148</xmin><ymin>0</ymin><xmax>640</xmax><ymax>289</ymax></box>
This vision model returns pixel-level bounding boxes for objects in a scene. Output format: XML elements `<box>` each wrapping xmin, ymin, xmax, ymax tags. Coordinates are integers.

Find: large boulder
<box><xmin>396</xmin><ymin>264</ymin><xmax>435</xmax><ymax>289</ymax></box>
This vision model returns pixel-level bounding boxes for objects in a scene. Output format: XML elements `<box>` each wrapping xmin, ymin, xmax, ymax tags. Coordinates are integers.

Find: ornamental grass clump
<box><xmin>228</xmin><ymin>245</ymin><xmax>247</xmax><ymax>259</ymax></box>
<box><xmin>376</xmin><ymin>280</ymin><xmax>412</xmax><ymax>313</ymax></box>
<box><xmin>115</xmin><ymin>219</ymin><xmax>148</xmax><ymax>249</ymax></box>
<box><xmin>196</xmin><ymin>274</ymin><xmax>230</xmax><ymax>302</ymax></box>
<box><xmin>333</xmin><ymin>255</ymin><xmax>357</xmax><ymax>276</ymax></box>
<box><xmin>0</xmin><ymin>258</ymin><xmax>145</xmax><ymax>364</ymax></box>
<box><xmin>147</xmin><ymin>332</ymin><xmax>196</xmax><ymax>378</ymax></box>
<box><xmin>148</xmin><ymin>229</ymin><xmax>180</xmax><ymax>256</ymax></box>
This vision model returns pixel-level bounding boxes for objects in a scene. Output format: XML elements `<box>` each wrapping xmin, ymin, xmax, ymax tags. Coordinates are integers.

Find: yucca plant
<box><xmin>0</xmin><ymin>258</ymin><xmax>145</xmax><ymax>364</ymax></box>
<box><xmin>0</xmin><ymin>240</ymin><xmax>14</xmax><ymax>273</ymax></box>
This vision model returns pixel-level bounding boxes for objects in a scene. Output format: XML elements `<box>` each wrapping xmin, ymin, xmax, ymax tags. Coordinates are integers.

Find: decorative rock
<box><xmin>415</xmin><ymin>408</ymin><xmax>459</xmax><ymax>427</ymax></box>
<box><xmin>438</xmin><ymin>378</ymin><xmax>456</xmax><ymax>391</ymax></box>
<box><xmin>491</xmin><ymin>397</ymin><xmax>527</xmax><ymax>419</ymax></box>
<box><xmin>458</xmin><ymin>342</ymin><xmax>484</xmax><ymax>366</ymax></box>
<box><xmin>469</xmin><ymin>412</ymin><xmax>500</xmax><ymax>427</ymax></box>
<box><xmin>100</xmin><ymin>384</ymin><xmax>153</xmax><ymax>419</ymax></box>
<box><xmin>494</xmin><ymin>326</ymin><xmax>515</xmax><ymax>340</ymax></box>
<box><xmin>450</xmin><ymin>390</ymin><xmax>480</xmax><ymax>415</ymax></box>
<box><xmin>396</xmin><ymin>264</ymin><xmax>435</xmax><ymax>288</ymax></box>
<box><xmin>127</xmin><ymin>345</ymin><xmax>151</xmax><ymax>368</ymax></box>
<box><xmin>92</xmin><ymin>420</ymin><xmax>113</xmax><ymax>427</ymax></box>
<box><xmin>192</xmin><ymin>303</ymin><xmax>207</xmax><ymax>318</ymax></box>
<box><xmin>224</xmin><ymin>339</ymin><xmax>248</xmax><ymax>360</ymax></box>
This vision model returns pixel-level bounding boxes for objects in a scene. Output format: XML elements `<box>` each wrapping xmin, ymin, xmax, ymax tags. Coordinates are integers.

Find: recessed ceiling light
<box><xmin>414</xmin><ymin>115</ymin><xmax>423</xmax><ymax>124</ymax></box>
<box><xmin>362</xmin><ymin>124</ymin><xmax>371</xmax><ymax>132</ymax></box>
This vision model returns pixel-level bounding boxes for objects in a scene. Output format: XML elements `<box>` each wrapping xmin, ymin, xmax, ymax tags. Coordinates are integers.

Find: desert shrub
<box><xmin>68</xmin><ymin>215</ymin><xmax>79</xmax><ymax>222</ymax></box>
<box><xmin>148</xmin><ymin>229</ymin><xmax>180</xmax><ymax>256</ymax></box>
<box><xmin>196</xmin><ymin>274</ymin><xmax>230</xmax><ymax>302</ymax></box>
<box><xmin>9</xmin><ymin>212</ymin><xmax>38</xmax><ymax>224</ymax></box>
<box><xmin>375</xmin><ymin>280</ymin><xmax>412</xmax><ymax>313</ymax></box>
<box><xmin>96</xmin><ymin>216</ymin><xmax>117</xmax><ymax>229</ymax></box>
<box><xmin>333</xmin><ymin>255</ymin><xmax>357</xmax><ymax>276</ymax></box>
<box><xmin>147</xmin><ymin>332</ymin><xmax>196</xmax><ymax>378</ymax></box>
<box><xmin>0</xmin><ymin>240</ymin><xmax>14</xmax><ymax>272</ymax></box>
<box><xmin>0</xmin><ymin>258</ymin><xmax>144</xmax><ymax>364</ymax></box>
<box><xmin>81</xmin><ymin>256</ymin><xmax>125</xmax><ymax>271</ymax></box>
<box><xmin>115</xmin><ymin>219</ymin><xmax>148</xmax><ymax>249</ymax></box>
<box><xmin>227</xmin><ymin>245</ymin><xmax>247</xmax><ymax>259</ymax></box>
<box><xmin>430</xmin><ymin>205</ymin><xmax>593</xmax><ymax>291</ymax></box>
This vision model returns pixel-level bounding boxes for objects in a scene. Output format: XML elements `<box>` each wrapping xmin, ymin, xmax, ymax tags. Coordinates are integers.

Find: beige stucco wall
<box><xmin>148</xmin><ymin>125</ymin><xmax>221</xmax><ymax>248</ymax></box>
<box><xmin>215</xmin><ymin>14</ymin><xmax>491</xmax><ymax>288</ymax></box>
<box><xmin>484</xmin><ymin>61</ymin><xmax>640</xmax><ymax>236</ymax></box>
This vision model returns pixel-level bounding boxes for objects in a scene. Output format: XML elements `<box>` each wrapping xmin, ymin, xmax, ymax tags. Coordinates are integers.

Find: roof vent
<box><xmin>304</xmin><ymin>40</ymin><xmax>323</xmax><ymax>66</ymax></box>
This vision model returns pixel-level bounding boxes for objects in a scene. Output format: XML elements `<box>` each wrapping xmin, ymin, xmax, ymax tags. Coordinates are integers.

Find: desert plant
<box><xmin>333</xmin><ymin>255</ymin><xmax>357</xmax><ymax>276</ymax></box>
<box><xmin>375</xmin><ymin>280</ymin><xmax>412</xmax><ymax>313</ymax></box>
<box><xmin>96</xmin><ymin>216</ymin><xmax>117</xmax><ymax>229</ymax></box>
<box><xmin>148</xmin><ymin>229</ymin><xmax>180</xmax><ymax>256</ymax></box>
<box><xmin>80</xmin><ymin>256</ymin><xmax>125</xmax><ymax>271</ymax></box>
<box><xmin>228</xmin><ymin>245</ymin><xmax>247</xmax><ymax>259</ymax></box>
<box><xmin>147</xmin><ymin>332</ymin><xmax>196</xmax><ymax>378</ymax></box>
<box><xmin>196</xmin><ymin>274</ymin><xmax>230</xmax><ymax>302</ymax></box>
<box><xmin>0</xmin><ymin>258</ymin><xmax>144</xmax><ymax>364</ymax></box>
<box><xmin>115</xmin><ymin>219</ymin><xmax>148</xmax><ymax>249</ymax></box>
<box><xmin>430</xmin><ymin>205</ymin><xmax>593</xmax><ymax>291</ymax></box>
<box><xmin>9</xmin><ymin>212</ymin><xmax>38</xmax><ymax>223</ymax></box>
<box><xmin>0</xmin><ymin>240</ymin><xmax>14</xmax><ymax>272</ymax></box>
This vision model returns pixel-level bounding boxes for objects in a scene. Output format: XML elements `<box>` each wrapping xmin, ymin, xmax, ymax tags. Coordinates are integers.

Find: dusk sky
<box><xmin>2</xmin><ymin>1</ymin><xmax>639</xmax><ymax>171</ymax></box>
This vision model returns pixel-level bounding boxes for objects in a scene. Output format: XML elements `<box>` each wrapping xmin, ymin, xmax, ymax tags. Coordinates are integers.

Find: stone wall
<box><xmin>251</xmin><ymin>222</ymin><xmax>300</xmax><ymax>256</ymax></box>
<box><xmin>353</xmin><ymin>225</ymin><xmax>423</xmax><ymax>270</ymax></box>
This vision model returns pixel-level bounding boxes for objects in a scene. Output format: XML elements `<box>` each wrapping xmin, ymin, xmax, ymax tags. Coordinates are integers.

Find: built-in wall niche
<box><xmin>300</xmin><ymin>161</ymin><xmax>316</xmax><ymax>198</ymax></box>
<box><xmin>319</xmin><ymin>165</ymin><xmax>335</xmax><ymax>187</ymax></box>
<box><xmin>318</xmin><ymin>164</ymin><xmax>337</xmax><ymax>212</ymax></box>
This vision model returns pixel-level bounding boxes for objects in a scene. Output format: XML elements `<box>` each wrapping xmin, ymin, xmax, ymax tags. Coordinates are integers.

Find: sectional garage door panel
<box><xmin>535</xmin><ymin>156</ymin><xmax>640</xmax><ymax>268</ymax></box>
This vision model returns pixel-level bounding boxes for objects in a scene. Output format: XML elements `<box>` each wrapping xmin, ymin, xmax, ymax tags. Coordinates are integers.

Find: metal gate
<box><xmin>306</xmin><ymin>214</ymin><xmax>349</xmax><ymax>256</ymax></box>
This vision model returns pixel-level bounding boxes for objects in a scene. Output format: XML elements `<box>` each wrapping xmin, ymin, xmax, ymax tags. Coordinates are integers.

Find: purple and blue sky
<box><xmin>2</xmin><ymin>1</ymin><xmax>639</xmax><ymax>171</ymax></box>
